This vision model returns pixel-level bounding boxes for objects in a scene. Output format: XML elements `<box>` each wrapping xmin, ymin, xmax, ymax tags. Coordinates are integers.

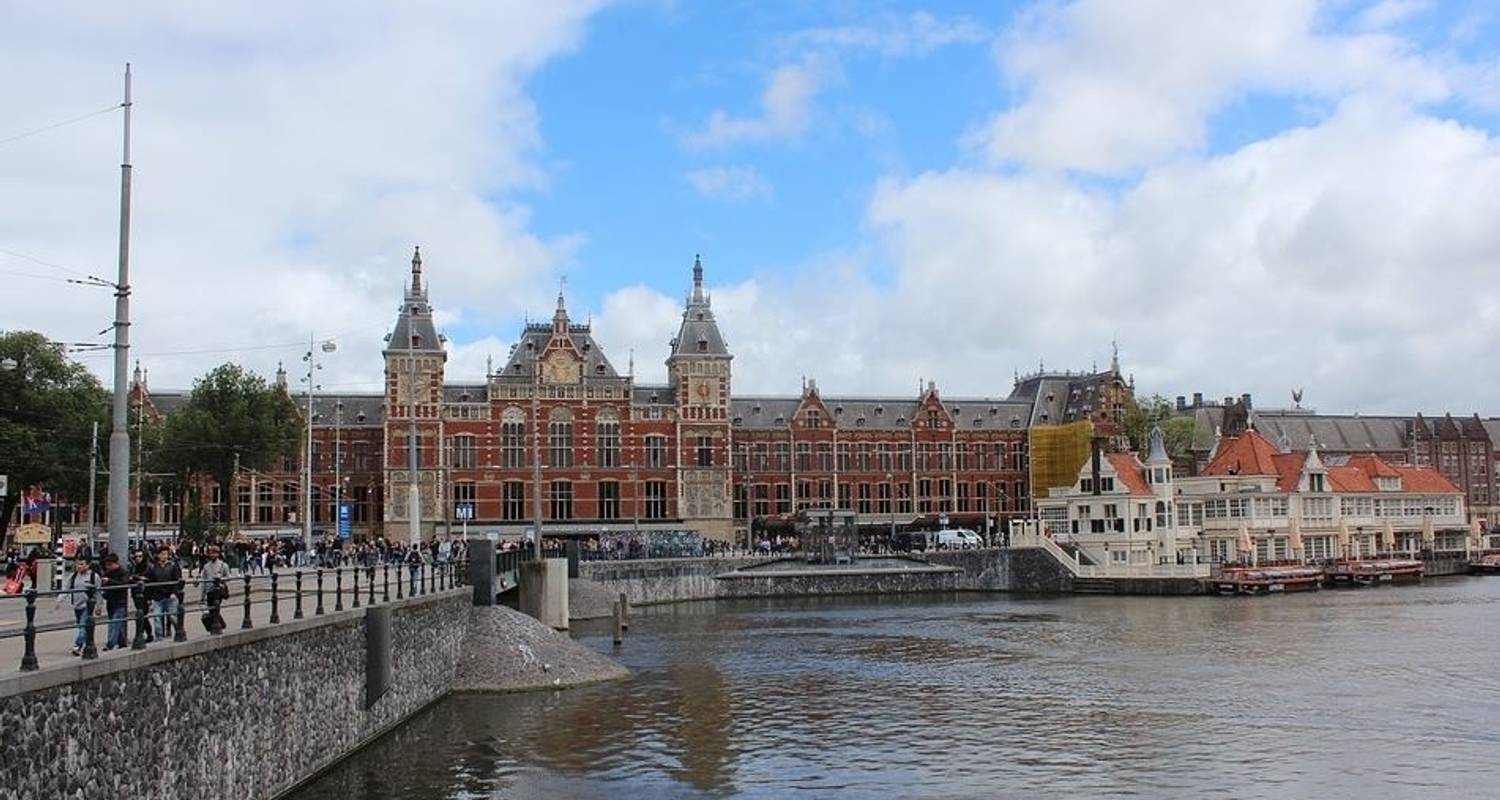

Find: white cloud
<box><xmin>1357</xmin><ymin>0</ymin><xmax>1431</xmax><ymax>30</ymax></box>
<box><xmin>786</xmin><ymin>11</ymin><xmax>990</xmax><ymax>57</ymax></box>
<box><xmin>593</xmin><ymin>98</ymin><xmax>1500</xmax><ymax>413</ymax></box>
<box><xmin>974</xmin><ymin>0</ymin><xmax>1450</xmax><ymax>173</ymax></box>
<box><xmin>0</xmin><ymin>1</ymin><xmax>605</xmax><ymax>391</ymax></box>
<box><xmin>681</xmin><ymin>59</ymin><xmax>827</xmax><ymax>149</ymax></box>
<box><xmin>684</xmin><ymin>165</ymin><xmax>773</xmax><ymax>200</ymax></box>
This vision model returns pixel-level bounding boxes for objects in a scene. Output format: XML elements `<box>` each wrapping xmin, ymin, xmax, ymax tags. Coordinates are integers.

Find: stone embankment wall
<box><xmin>0</xmin><ymin>591</ymin><xmax>470</xmax><ymax>800</ymax></box>
<box><xmin>576</xmin><ymin>548</ymin><xmax>1076</xmax><ymax>608</ymax></box>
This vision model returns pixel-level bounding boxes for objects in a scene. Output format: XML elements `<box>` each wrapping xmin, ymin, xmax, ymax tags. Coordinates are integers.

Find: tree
<box><xmin>1121</xmin><ymin>393</ymin><xmax>1197</xmax><ymax>464</ymax></box>
<box><xmin>151</xmin><ymin>364</ymin><xmax>302</xmax><ymax>520</ymax></box>
<box><xmin>0</xmin><ymin>331</ymin><xmax>109</xmax><ymax>540</ymax></box>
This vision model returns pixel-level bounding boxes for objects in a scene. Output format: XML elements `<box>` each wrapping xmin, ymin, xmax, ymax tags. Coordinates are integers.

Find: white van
<box><xmin>935</xmin><ymin>528</ymin><xmax>982</xmax><ymax>549</ymax></box>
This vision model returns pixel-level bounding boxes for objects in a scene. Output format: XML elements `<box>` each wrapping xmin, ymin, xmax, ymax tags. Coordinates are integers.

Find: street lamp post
<box><xmin>302</xmin><ymin>337</ymin><xmax>335</xmax><ymax>552</ymax></box>
<box><xmin>886</xmin><ymin>472</ymin><xmax>896</xmax><ymax>545</ymax></box>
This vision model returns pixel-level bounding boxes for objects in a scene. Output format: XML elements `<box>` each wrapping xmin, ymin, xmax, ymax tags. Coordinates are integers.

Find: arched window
<box><xmin>501</xmin><ymin>407</ymin><xmax>526</xmax><ymax>468</ymax></box>
<box><xmin>597</xmin><ymin>408</ymin><xmax>620</xmax><ymax>468</ymax></box>
<box><xmin>1156</xmin><ymin>501</ymin><xmax>1169</xmax><ymax>528</ymax></box>
<box><xmin>549</xmin><ymin>407</ymin><xmax>574</xmax><ymax>468</ymax></box>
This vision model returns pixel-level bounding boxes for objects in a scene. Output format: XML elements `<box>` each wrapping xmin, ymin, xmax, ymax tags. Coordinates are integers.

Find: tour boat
<box><xmin>1469</xmin><ymin>554</ymin><xmax>1500</xmax><ymax>575</ymax></box>
<box><xmin>1211</xmin><ymin>566</ymin><xmax>1325</xmax><ymax>596</ymax></box>
<box><xmin>1324</xmin><ymin>559</ymin><xmax>1424</xmax><ymax>587</ymax></box>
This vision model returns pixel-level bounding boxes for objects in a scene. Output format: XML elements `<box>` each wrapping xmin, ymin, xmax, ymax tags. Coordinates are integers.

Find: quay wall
<box><xmin>0</xmin><ymin>591</ymin><xmax>470</xmax><ymax>800</ymax></box>
<box><xmin>577</xmin><ymin>548</ymin><xmax>1076</xmax><ymax>606</ymax></box>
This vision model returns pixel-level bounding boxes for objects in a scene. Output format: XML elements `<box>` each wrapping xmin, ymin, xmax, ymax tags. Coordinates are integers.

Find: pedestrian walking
<box><xmin>100</xmin><ymin>553</ymin><xmax>131</xmax><ymax>650</ymax></box>
<box><xmin>144</xmin><ymin>546</ymin><xmax>183</xmax><ymax>640</ymax></box>
<box><xmin>198</xmin><ymin>544</ymin><xmax>230</xmax><ymax>634</ymax></box>
<box><xmin>58</xmin><ymin>558</ymin><xmax>100</xmax><ymax>656</ymax></box>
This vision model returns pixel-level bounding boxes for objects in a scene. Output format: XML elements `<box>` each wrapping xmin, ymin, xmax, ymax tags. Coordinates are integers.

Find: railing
<box><xmin>1076</xmin><ymin>562</ymin><xmax>1211</xmax><ymax>579</ymax></box>
<box><xmin>0</xmin><ymin>558</ymin><xmax>468</xmax><ymax>674</ymax></box>
<box><xmin>1007</xmin><ymin>531</ymin><xmax>1083</xmax><ymax>576</ymax></box>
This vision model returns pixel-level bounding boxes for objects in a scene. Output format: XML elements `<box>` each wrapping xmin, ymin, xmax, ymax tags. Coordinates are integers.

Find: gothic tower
<box><xmin>668</xmin><ymin>255</ymin><xmax>734</xmax><ymax>541</ymax></box>
<box><xmin>382</xmin><ymin>247</ymin><xmax>447</xmax><ymax>540</ymax></box>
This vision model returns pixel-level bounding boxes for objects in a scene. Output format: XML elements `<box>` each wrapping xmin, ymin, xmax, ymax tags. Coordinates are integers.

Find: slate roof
<box><xmin>384</xmin><ymin>248</ymin><xmax>443</xmax><ymax>354</ymax></box>
<box><xmin>669</xmin><ymin>256</ymin><xmax>730</xmax><ymax>361</ymax></box>
<box><xmin>1008</xmin><ymin>369</ymin><xmax>1122</xmax><ymax>426</ymax></box>
<box><xmin>442</xmin><ymin>384</ymin><xmax>488</xmax><ymax>404</ymax></box>
<box><xmin>728</xmin><ymin>395</ymin><xmax>1031</xmax><ymax>431</ymax></box>
<box><xmin>633</xmin><ymin>384</ymin><xmax>675</xmax><ymax>406</ymax></box>
<box><xmin>306</xmin><ymin>394</ymin><xmax>385</xmax><ymax>427</ymax></box>
<box><xmin>1191</xmin><ymin>407</ymin><xmax>1412</xmax><ymax>453</ymax></box>
<box><xmin>495</xmin><ymin>300</ymin><xmax>623</xmax><ymax>384</ymax></box>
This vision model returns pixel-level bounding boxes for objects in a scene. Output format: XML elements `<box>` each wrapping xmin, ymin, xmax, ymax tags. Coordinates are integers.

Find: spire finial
<box><xmin>691</xmin><ymin>253</ymin><xmax>705</xmax><ymax>304</ymax></box>
<box><xmin>1111</xmin><ymin>338</ymin><xmax>1120</xmax><ymax>374</ymax></box>
<box><xmin>485</xmin><ymin>353</ymin><xmax>493</xmax><ymax>379</ymax></box>
<box><xmin>410</xmin><ymin>246</ymin><xmax>422</xmax><ymax>295</ymax></box>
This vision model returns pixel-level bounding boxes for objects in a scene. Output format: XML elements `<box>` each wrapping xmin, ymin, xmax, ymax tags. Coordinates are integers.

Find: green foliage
<box><xmin>1121</xmin><ymin>393</ymin><xmax>1196</xmax><ymax>462</ymax></box>
<box><xmin>0</xmin><ymin>331</ymin><xmax>109</xmax><ymax>535</ymax></box>
<box><xmin>152</xmin><ymin>363</ymin><xmax>301</xmax><ymax>490</ymax></box>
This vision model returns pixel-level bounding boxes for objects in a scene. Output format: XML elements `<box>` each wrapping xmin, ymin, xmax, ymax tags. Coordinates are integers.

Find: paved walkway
<box><xmin>0</xmin><ymin>565</ymin><xmax>463</xmax><ymax>675</ymax></box>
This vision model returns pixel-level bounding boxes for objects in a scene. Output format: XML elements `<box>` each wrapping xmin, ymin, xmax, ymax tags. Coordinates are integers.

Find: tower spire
<box><xmin>691</xmin><ymin>253</ymin><xmax>705</xmax><ymax>304</ymax></box>
<box><xmin>410</xmin><ymin>246</ymin><xmax>423</xmax><ymax>295</ymax></box>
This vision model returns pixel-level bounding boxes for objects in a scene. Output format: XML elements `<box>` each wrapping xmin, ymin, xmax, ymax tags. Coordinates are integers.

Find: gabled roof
<box><xmin>1389</xmin><ymin>464</ymin><xmax>1463</xmax><ymax>494</ymax></box>
<box><xmin>495</xmin><ymin>294</ymin><xmax>622</xmax><ymax>384</ymax></box>
<box><xmin>1104</xmin><ymin>453</ymin><xmax>1153</xmax><ymax>496</ymax></box>
<box><xmin>1203</xmin><ymin>429</ymin><xmax>1283</xmax><ymax>477</ymax></box>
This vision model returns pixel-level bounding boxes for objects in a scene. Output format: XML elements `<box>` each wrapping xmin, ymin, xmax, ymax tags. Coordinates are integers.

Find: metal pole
<box><xmin>135</xmin><ymin>379</ymin><xmax>145</xmax><ymax>545</ymax></box>
<box><xmin>408</xmin><ymin>300</ymin><xmax>420</xmax><ymax>547</ymax></box>
<box><xmin>106</xmin><ymin>63</ymin><xmax>132</xmax><ymax>558</ymax></box>
<box><xmin>86</xmin><ymin>420</ymin><xmax>98</xmax><ymax>546</ymax></box>
<box><xmin>334</xmin><ymin>401</ymin><xmax>341</xmax><ymax>545</ymax></box>
<box><xmin>303</xmin><ymin>334</ymin><xmax>314</xmax><ymax>551</ymax></box>
<box><xmin>531</xmin><ymin>363</ymin><xmax>543</xmax><ymax>559</ymax></box>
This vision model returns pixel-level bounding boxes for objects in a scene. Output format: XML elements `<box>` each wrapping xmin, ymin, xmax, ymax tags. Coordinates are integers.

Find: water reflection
<box><xmin>293</xmin><ymin>583</ymin><xmax>1500</xmax><ymax>799</ymax></box>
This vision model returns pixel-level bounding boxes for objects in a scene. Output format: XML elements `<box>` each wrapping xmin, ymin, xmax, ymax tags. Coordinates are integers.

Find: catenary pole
<box><xmin>86</xmin><ymin>421</ymin><xmax>98</xmax><ymax>546</ymax></box>
<box><xmin>106</xmin><ymin>63</ymin><xmax>133</xmax><ymax>557</ymax></box>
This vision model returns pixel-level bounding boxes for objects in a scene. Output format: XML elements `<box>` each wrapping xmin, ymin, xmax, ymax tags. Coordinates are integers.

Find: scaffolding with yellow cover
<box><xmin>1029</xmin><ymin>420</ymin><xmax>1094</xmax><ymax>499</ymax></box>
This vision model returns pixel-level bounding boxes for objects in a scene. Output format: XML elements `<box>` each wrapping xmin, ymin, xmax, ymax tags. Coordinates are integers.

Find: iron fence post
<box><xmin>80</xmin><ymin>585</ymin><xmax>100</xmax><ymax>659</ymax></box>
<box><xmin>316</xmin><ymin>568</ymin><xmax>325</xmax><ymax>616</ymax></box>
<box><xmin>241</xmin><ymin>573</ymin><xmax>253</xmax><ymax>629</ymax></box>
<box><xmin>368</xmin><ymin>565</ymin><xmax>376</xmax><ymax>605</ymax></box>
<box><xmin>294</xmin><ymin>571</ymin><xmax>304</xmax><ymax>620</ymax></box>
<box><xmin>335</xmin><ymin>567</ymin><xmax>344</xmax><ymax>612</ymax></box>
<box><xmin>383</xmin><ymin>561</ymin><xmax>390</xmax><ymax>603</ymax></box>
<box><xmin>20</xmin><ymin>589</ymin><xmax>39</xmax><ymax>671</ymax></box>
<box><xmin>351</xmin><ymin>566</ymin><xmax>360</xmax><ymax>609</ymax></box>
<box><xmin>173</xmin><ymin>587</ymin><xmax>187</xmax><ymax>642</ymax></box>
<box><xmin>269</xmin><ymin>570</ymin><xmax>281</xmax><ymax>624</ymax></box>
<box><xmin>131</xmin><ymin>587</ymin><xmax>147</xmax><ymax>650</ymax></box>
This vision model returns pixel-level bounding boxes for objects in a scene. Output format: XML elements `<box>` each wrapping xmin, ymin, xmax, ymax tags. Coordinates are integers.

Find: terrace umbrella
<box><xmin>1381</xmin><ymin>520</ymin><xmax>1395</xmax><ymax>555</ymax></box>
<box><xmin>1287</xmin><ymin>517</ymin><xmax>1304</xmax><ymax>563</ymax></box>
<box><xmin>1471</xmin><ymin>518</ymin><xmax>1485</xmax><ymax>555</ymax></box>
<box><xmin>1421</xmin><ymin>515</ymin><xmax>1436</xmax><ymax>551</ymax></box>
<box><xmin>1238</xmin><ymin>522</ymin><xmax>1254</xmax><ymax>566</ymax></box>
<box><xmin>1337</xmin><ymin>523</ymin><xmax>1352</xmax><ymax>560</ymax></box>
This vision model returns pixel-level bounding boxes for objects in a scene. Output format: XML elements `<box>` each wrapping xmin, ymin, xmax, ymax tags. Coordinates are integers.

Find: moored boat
<box><xmin>1325</xmin><ymin>558</ymin><xmax>1424</xmax><ymax>587</ymax></box>
<box><xmin>1469</xmin><ymin>554</ymin><xmax>1500</xmax><ymax>575</ymax></box>
<box><xmin>1211</xmin><ymin>566</ymin><xmax>1325</xmax><ymax>596</ymax></box>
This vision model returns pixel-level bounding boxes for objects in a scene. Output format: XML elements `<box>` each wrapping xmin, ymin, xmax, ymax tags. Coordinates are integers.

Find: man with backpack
<box><xmin>58</xmin><ymin>558</ymin><xmax>100</xmax><ymax>656</ymax></box>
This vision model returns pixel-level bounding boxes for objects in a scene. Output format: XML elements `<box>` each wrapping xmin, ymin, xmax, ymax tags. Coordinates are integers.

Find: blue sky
<box><xmin>3</xmin><ymin>0</ymin><xmax>1499</xmax><ymax>411</ymax></box>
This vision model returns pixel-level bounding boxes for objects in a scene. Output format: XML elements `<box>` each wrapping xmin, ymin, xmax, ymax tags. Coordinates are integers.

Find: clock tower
<box><xmin>668</xmin><ymin>255</ymin><xmax>734</xmax><ymax>541</ymax></box>
<box><xmin>382</xmin><ymin>247</ymin><xmax>447</xmax><ymax>540</ymax></box>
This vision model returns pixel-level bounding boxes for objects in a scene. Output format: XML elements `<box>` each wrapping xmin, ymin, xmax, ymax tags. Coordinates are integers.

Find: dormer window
<box><xmin>525</xmin><ymin>341</ymin><xmax>534</xmax><ymax>350</ymax></box>
<box><xmin>356</xmin><ymin>412</ymin><xmax>367</xmax><ymax>423</ymax></box>
<box><xmin>411</xmin><ymin>335</ymin><xmax>421</xmax><ymax>347</ymax></box>
<box><xmin>974</xmin><ymin>419</ymin><xmax>983</xmax><ymax>428</ymax></box>
<box><xmin>874</xmin><ymin>405</ymin><xmax>884</xmax><ymax>416</ymax></box>
<box><xmin>733</xmin><ymin>417</ymin><xmax>743</xmax><ymax>426</ymax></box>
<box><xmin>595</xmin><ymin>364</ymin><xmax>606</xmax><ymax>374</ymax></box>
<box><xmin>696</xmin><ymin>312</ymin><xmax>704</xmax><ymax>321</ymax></box>
<box><xmin>1308</xmin><ymin>473</ymin><xmax>1326</xmax><ymax>492</ymax></box>
<box><xmin>896</xmin><ymin>416</ymin><xmax>907</xmax><ymax>425</ymax></box>
<box><xmin>697</xmin><ymin>338</ymin><xmax>708</xmax><ymax>353</ymax></box>
<box><xmin>1376</xmin><ymin>476</ymin><xmax>1400</xmax><ymax>491</ymax></box>
<box><xmin>753</xmin><ymin>404</ymin><xmax>761</xmax><ymax>415</ymax></box>
<box><xmin>856</xmin><ymin>417</ymin><xmax>866</xmax><ymax>427</ymax></box>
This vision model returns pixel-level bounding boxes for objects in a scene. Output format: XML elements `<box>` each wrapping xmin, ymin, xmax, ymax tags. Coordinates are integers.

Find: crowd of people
<box><xmin>2</xmin><ymin>535</ymin><xmax>469</xmax><ymax>658</ymax></box>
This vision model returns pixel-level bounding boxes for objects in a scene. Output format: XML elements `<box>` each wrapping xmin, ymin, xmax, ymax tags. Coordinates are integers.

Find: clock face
<box><xmin>542</xmin><ymin>352</ymin><xmax>578</xmax><ymax>384</ymax></box>
<box><xmin>688</xmin><ymin>376</ymin><xmax>715</xmax><ymax>406</ymax></box>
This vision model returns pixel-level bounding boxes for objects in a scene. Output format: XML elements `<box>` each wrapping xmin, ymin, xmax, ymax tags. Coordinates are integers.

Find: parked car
<box><xmin>935</xmin><ymin>529</ymin><xmax>982</xmax><ymax>549</ymax></box>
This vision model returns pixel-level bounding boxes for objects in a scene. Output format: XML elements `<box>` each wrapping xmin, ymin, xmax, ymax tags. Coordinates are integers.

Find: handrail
<box><xmin>0</xmin><ymin>559</ymin><xmax>469</xmax><ymax>673</ymax></box>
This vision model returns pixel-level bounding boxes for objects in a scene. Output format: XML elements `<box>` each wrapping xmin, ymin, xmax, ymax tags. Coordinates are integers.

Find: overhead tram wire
<box><xmin>0</xmin><ymin>102</ymin><xmax>121</xmax><ymax>149</ymax></box>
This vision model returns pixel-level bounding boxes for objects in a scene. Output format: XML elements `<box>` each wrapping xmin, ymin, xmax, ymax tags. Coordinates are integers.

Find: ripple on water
<box><xmin>290</xmin><ymin>581</ymin><xmax>1500</xmax><ymax>800</ymax></box>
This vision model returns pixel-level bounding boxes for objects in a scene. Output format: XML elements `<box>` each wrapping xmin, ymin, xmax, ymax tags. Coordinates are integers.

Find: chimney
<box><xmin>1192</xmin><ymin>392</ymin><xmax>1203</xmax><ymax>407</ymax></box>
<box><xmin>1241</xmin><ymin>393</ymin><xmax>1252</xmax><ymax>409</ymax></box>
<box><xmin>1176</xmin><ymin>396</ymin><xmax>1186</xmax><ymax>412</ymax></box>
<box><xmin>1091</xmin><ymin>437</ymin><xmax>1103</xmax><ymax>496</ymax></box>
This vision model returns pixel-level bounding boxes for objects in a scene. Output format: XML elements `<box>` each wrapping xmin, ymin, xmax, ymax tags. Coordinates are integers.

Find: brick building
<box><xmin>63</xmin><ymin>251</ymin><xmax>1134</xmax><ymax>545</ymax></box>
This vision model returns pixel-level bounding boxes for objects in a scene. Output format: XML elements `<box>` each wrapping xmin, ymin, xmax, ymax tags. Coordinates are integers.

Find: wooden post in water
<box><xmin>618</xmin><ymin>592</ymin><xmax>629</xmax><ymax>630</ymax></box>
<box><xmin>612</xmin><ymin>601</ymin><xmax>624</xmax><ymax>646</ymax></box>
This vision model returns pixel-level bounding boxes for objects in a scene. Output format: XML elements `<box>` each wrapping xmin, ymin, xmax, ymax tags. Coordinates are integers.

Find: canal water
<box><xmin>293</xmin><ymin>580</ymin><xmax>1500</xmax><ymax>799</ymax></box>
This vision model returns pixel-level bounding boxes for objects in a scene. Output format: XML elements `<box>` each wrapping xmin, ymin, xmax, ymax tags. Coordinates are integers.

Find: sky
<box><xmin>2</xmin><ymin>0</ymin><xmax>1499</xmax><ymax>414</ymax></box>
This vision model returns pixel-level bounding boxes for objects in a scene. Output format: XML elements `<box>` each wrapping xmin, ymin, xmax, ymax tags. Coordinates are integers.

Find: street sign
<box><xmin>337</xmin><ymin>503</ymin><xmax>352</xmax><ymax>540</ymax></box>
<box><xmin>939</xmin><ymin>513</ymin><xmax>949</xmax><ymax>528</ymax></box>
<box><xmin>456</xmin><ymin>503</ymin><xmax>474</xmax><ymax>521</ymax></box>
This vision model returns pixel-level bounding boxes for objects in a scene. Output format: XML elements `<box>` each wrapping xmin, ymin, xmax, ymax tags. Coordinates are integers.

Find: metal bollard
<box><xmin>173</xmin><ymin>588</ymin><xmax>187</xmax><ymax>642</ymax></box>
<box><xmin>351</xmin><ymin>567</ymin><xmax>361</xmax><ymax>609</ymax></box>
<box><xmin>269</xmin><ymin>570</ymin><xmax>281</xmax><ymax>624</ymax></box>
<box><xmin>20</xmin><ymin>589</ymin><xmax>39</xmax><ymax>671</ymax></box>
<box><xmin>79</xmin><ymin>585</ymin><xmax>100</xmax><ymax>659</ymax></box>
<box><xmin>396</xmin><ymin>563</ymin><xmax>404</xmax><ymax>600</ymax></box>
<box><xmin>368</xmin><ymin>566</ymin><xmax>376</xmax><ymax>605</ymax></box>
<box><xmin>335</xmin><ymin>568</ymin><xmax>344</xmax><ymax>612</ymax></box>
<box><xmin>131</xmin><ymin>591</ymin><xmax>148</xmax><ymax>650</ymax></box>
<box><xmin>294</xmin><ymin>571</ymin><xmax>304</xmax><ymax>619</ymax></box>
<box><xmin>419</xmin><ymin>563</ymin><xmax>427</xmax><ymax>596</ymax></box>
<box><xmin>619</xmin><ymin>592</ymin><xmax>630</xmax><ymax>630</ymax></box>
<box><xmin>383</xmin><ymin>561</ymin><xmax>390</xmax><ymax>603</ymax></box>
<box><xmin>241</xmin><ymin>573</ymin><xmax>253</xmax><ymax>630</ymax></box>
<box><xmin>315</xmin><ymin>568</ymin><xmax>325</xmax><ymax>616</ymax></box>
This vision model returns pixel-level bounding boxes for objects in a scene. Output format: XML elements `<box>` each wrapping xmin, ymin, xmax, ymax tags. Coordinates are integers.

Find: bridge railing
<box><xmin>0</xmin><ymin>559</ymin><xmax>468</xmax><ymax>674</ymax></box>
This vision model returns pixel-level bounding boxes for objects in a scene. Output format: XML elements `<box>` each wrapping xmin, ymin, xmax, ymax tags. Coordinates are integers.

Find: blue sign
<box><xmin>456</xmin><ymin>503</ymin><xmax>474</xmax><ymax>521</ymax></box>
<box><xmin>338</xmin><ymin>503</ymin><xmax>352</xmax><ymax>539</ymax></box>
